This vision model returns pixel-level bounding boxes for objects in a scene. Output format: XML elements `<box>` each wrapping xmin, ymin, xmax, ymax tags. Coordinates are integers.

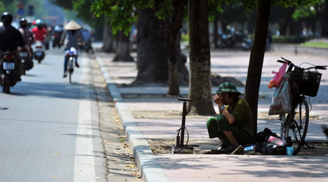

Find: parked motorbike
<box><xmin>217</xmin><ymin>30</ymin><xmax>252</xmax><ymax>51</ymax></box>
<box><xmin>0</xmin><ymin>51</ymin><xmax>19</xmax><ymax>93</ymax></box>
<box><xmin>82</xmin><ymin>39</ymin><xmax>94</xmax><ymax>54</ymax></box>
<box><xmin>19</xmin><ymin>47</ymin><xmax>33</xmax><ymax>75</ymax></box>
<box><xmin>52</xmin><ymin>25</ymin><xmax>64</xmax><ymax>48</ymax></box>
<box><xmin>33</xmin><ymin>41</ymin><xmax>45</xmax><ymax>63</ymax></box>
<box><xmin>65</xmin><ymin>47</ymin><xmax>78</xmax><ymax>83</ymax></box>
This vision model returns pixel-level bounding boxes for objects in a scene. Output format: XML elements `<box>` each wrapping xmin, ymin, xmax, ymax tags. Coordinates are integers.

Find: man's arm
<box><xmin>78</xmin><ymin>31</ymin><xmax>83</xmax><ymax>45</ymax></box>
<box><xmin>60</xmin><ymin>31</ymin><xmax>66</xmax><ymax>45</ymax></box>
<box><xmin>16</xmin><ymin>29</ymin><xmax>25</xmax><ymax>48</ymax></box>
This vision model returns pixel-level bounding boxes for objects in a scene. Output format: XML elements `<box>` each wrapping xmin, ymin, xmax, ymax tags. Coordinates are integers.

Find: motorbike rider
<box><xmin>19</xmin><ymin>18</ymin><xmax>34</xmax><ymax>58</ymax></box>
<box><xmin>32</xmin><ymin>19</ymin><xmax>48</xmax><ymax>45</ymax></box>
<box><xmin>0</xmin><ymin>12</ymin><xmax>25</xmax><ymax>81</ymax></box>
<box><xmin>60</xmin><ymin>20</ymin><xmax>83</xmax><ymax>78</ymax></box>
<box><xmin>81</xmin><ymin>28</ymin><xmax>94</xmax><ymax>54</ymax></box>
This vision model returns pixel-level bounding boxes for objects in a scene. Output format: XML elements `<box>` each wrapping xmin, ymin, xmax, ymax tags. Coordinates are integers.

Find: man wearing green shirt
<box><xmin>207</xmin><ymin>82</ymin><xmax>254</xmax><ymax>152</ymax></box>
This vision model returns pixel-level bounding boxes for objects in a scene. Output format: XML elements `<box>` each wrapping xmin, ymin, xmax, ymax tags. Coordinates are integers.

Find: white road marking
<box><xmin>73</xmin><ymin>55</ymin><xmax>96</xmax><ymax>182</ymax></box>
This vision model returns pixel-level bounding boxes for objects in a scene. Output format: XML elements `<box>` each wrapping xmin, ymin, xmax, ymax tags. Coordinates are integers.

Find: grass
<box><xmin>180</xmin><ymin>34</ymin><xmax>328</xmax><ymax>49</ymax></box>
<box><xmin>301</xmin><ymin>38</ymin><xmax>328</xmax><ymax>48</ymax></box>
<box><xmin>181</xmin><ymin>34</ymin><xmax>189</xmax><ymax>42</ymax></box>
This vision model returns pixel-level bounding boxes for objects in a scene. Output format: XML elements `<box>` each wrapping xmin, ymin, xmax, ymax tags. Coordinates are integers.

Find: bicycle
<box><xmin>65</xmin><ymin>47</ymin><xmax>78</xmax><ymax>83</ymax></box>
<box><xmin>276</xmin><ymin>57</ymin><xmax>327</xmax><ymax>155</ymax></box>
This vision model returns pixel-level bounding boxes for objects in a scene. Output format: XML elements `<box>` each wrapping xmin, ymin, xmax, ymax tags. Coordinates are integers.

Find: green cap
<box><xmin>216</xmin><ymin>82</ymin><xmax>241</xmax><ymax>94</ymax></box>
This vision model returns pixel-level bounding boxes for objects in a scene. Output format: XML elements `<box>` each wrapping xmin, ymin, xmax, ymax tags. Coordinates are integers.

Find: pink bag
<box><xmin>268</xmin><ymin>62</ymin><xmax>287</xmax><ymax>88</ymax></box>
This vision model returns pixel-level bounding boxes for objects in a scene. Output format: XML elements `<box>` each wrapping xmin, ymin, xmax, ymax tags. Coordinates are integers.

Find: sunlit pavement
<box><xmin>94</xmin><ymin>42</ymin><xmax>328</xmax><ymax>182</ymax></box>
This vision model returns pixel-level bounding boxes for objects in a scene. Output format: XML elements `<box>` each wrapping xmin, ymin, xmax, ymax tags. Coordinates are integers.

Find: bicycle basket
<box><xmin>301</xmin><ymin>71</ymin><xmax>322</xmax><ymax>96</ymax></box>
<box><xmin>291</xmin><ymin>69</ymin><xmax>322</xmax><ymax>97</ymax></box>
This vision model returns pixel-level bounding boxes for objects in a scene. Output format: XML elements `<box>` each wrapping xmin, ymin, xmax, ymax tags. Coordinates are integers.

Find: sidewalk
<box><xmin>94</xmin><ymin>49</ymin><xmax>328</xmax><ymax>182</ymax></box>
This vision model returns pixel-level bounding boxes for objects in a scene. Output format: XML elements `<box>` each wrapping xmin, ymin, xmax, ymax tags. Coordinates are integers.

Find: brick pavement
<box><xmin>94</xmin><ymin>47</ymin><xmax>328</xmax><ymax>182</ymax></box>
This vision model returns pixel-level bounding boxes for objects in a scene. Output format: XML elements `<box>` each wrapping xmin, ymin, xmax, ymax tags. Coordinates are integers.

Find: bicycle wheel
<box><xmin>291</xmin><ymin>98</ymin><xmax>309</xmax><ymax>155</ymax></box>
<box><xmin>279</xmin><ymin>97</ymin><xmax>309</xmax><ymax>155</ymax></box>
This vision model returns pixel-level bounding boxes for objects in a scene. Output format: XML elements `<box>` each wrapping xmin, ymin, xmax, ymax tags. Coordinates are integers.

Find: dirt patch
<box><xmin>132</xmin><ymin>110</ymin><xmax>328</xmax><ymax>156</ymax></box>
<box><xmin>147</xmin><ymin>139</ymin><xmax>328</xmax><ymax>156</ymax></box>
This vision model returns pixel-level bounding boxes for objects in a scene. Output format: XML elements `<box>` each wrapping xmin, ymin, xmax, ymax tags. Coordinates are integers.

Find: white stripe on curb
<box><xmin>73</xmin><ymin>55</ymin><xmax>96</xmax><ymax>182</ymax></box>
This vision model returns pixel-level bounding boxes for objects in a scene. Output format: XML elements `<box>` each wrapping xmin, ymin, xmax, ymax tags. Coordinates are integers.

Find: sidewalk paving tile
<box><xmin>95</xmin><ymin>48</ymin><xmax>328</xmax><ymax>182</ymax></box>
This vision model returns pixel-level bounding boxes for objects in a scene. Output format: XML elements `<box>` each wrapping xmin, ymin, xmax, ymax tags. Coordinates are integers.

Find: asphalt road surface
<box><xmin>0</xmin><ymin>48</ymin><xmax>107</xmax><ymax>182</ymax></box>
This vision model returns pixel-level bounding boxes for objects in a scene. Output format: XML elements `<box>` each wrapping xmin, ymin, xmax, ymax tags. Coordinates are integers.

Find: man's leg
<box><xmin>13</xmin><ymin>50</ymin><xmax>22</xmax><ymax>81</ymax></box>
<box><xmin>75</xmin><ymin>56</ymin><xmax>79</xmax><ymax>68</ymax></box>
<box><xmin>207</xmin><ymin>116</ymin><xmax>231</xmax><ymax>147</ymax></box>
<box><xmin>63</xmin><ymin>55</ymin><xmax>68</xmax><ymax>77</ymax></box>
<box><xmin>223</xmin><ymin>131</ymin><xmax>239</xmax><ymax>147</ymax></box>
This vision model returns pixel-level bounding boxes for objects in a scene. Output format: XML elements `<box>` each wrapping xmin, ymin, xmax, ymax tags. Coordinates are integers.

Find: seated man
<box><xmin>207</xmin><ymin>82</ymin><xmax>254</xmax><ymax>151</ymax></box>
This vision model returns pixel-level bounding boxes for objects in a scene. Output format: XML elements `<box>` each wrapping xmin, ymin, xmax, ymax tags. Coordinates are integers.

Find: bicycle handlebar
<box><xmin>277</xmin><ymin>57</ymin><xmax>327</xmax><ymax>71</ymax></box>
<box><xmin>315</xmin><ymin>65</ymin><xmax>327</xmax><ymax>70</ymax></box>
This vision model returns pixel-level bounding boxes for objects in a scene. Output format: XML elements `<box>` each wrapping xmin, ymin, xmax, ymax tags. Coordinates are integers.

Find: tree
<box><xmin>314</xmin><ymin>0</ymin><xmax>328</xmax><ymax>36</ymax></box>
<box><xmin>51</xmin><ymin>0</ymin><xmax>117</xmax><ymax>53</ymax></box>
<box><xmin>134</xmin><ymin>3</ymin><xmax>170</xmax><ymax>83</ymax></box>
<box><xmin>165</xmin><ymin>0</ymin><xmax>188</xmax><ymax>94</ymax></box>
<box><xmin>0</xmin><ymin>0</ymin><xmax>44</xmax><ymax>19</ymax></box>
<box><xmin>92</xmin><ymin>0</ymin><xmax>190</xmax><ymax>88</ymax></box>
<box><xmin>242</xmin><ymin>0</ymin><xmax>319</xmax><ymax>135</ymax></box>
<box><xmin>244</xmin><ymin>0</ymin><xmax>272</xmax><ymax>135</ymax></box>
<box><xmin>101</xmin><ymin>16</ymin><xmax>116</xmax><ymax>52</ymax></box>
<box><xmin>188</xmin><ymin>0</ymin><xmax>215</xmax><ymax>115</ymax></box>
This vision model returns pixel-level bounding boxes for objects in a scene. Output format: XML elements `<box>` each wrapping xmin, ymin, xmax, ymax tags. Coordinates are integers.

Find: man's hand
<box><xmin>214</xmin><ymin>94</ymin><xmax>223</xmax><ymax>106</ymax></box>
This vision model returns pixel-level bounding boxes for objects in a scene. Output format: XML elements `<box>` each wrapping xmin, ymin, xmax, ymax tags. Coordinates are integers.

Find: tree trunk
<box><xmin>188</xmin><ymin>0</ymin><xmax>215</xmax><ymax>115</ymax></box>
<box><xmin>322</xmin><ymin>0</ymin><xmax>328</xmax><ymax>36</ymax></box>
<box><xmin>102</xmin><ymin>17</ymin><xmax>116</xmax><ymax>53</ymax></box>
<box><xmin>244</xmin><ymin>0</ymin><xmax>271</xmax><ymax>135</ymax></box>
<box><xmin>279</xmin><ymin>7</ymin><xmax>295</xmax><ymax>36</ymax></box>
<box><xmin>133</xmin><ymin>6</ymin><xmax>169</xmax><ymax>84</ymax></box>
<box><xmin>167</xmin><ymin>0</ymin><xmax>188</xmax><ymax>95</ymax></box>
<box><xmin>315</xmin><ymin>2</ymin><xmax>328</xmax><ymax>37</ymax></box>
<box><xmin>113</xmin><ymin>30</ymin><xmax>134</xmax><ymax>62</ymax></box>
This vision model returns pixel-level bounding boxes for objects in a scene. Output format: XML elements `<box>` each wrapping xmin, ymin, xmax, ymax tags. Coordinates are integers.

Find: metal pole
<box><xmin>180</xmin><ymin>100</ymin><xmax>187</xmax><ymax>146</ymax></box>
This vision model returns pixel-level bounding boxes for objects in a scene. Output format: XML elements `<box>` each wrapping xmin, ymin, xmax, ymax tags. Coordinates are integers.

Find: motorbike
<box><xmin>52</xmin><ymin>25</ymin><xmax>64</xmax><ymax>48</ymax></box>
<box><xmin>65</xmin><ymin>47</ymin><xmax>78</xmax><ymax>83</ymax></box>
<box><xmin>33</xmin><ymin>41</ymin><xmax>45</xmax><ymax>64</ymax></box>
<box><xmin>0</xmin><ymin>51</ymin><xmax>19</xmax><ymax>93</ymax></box>
<box><xmin>217</xmin><ymin>31</ymin><xmax>253</xmax><ymax>51</ymax></box>
<box><xmin>19</xmin><ymin>47</ymin><xmax>33</xmax><ymax>75</ymax></box>
<box><xmin>82</xmin><ymin>39</ymin><xmax>94</xmax><ymax>54</ymax></box>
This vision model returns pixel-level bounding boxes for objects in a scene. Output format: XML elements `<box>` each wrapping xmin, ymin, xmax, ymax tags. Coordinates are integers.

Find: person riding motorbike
<box><xmin>81</xmin><ymin>28</ymin><xmax>94</xmax><ymax>54</ymax></box>
<box><xmin>32</xmin><ymin>19</ymin><xmax>48</xmax><ymax>45</ymax></box>
<box><xmin>0</xmin><ymin>12</ymin><xmax>25</xmax><ymax>81</ymax></box>
<box><xmin>60</xmin><ymin>20</ymin><xmax>83</xmax><ymax>78</ymax></box>
<box><xmin>19</xmin><ymin>18</ymin><xmax>34</xmax><ymax>58</ymax></box>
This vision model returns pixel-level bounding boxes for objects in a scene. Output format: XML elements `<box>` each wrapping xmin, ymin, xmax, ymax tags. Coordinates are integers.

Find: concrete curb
<box><xmin>95</xmin><ymin>53</ymin><xmax>169</xmax><ymax>182</ymax></box>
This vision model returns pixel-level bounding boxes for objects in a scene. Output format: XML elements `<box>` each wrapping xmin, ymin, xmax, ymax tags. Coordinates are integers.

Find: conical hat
<box><xmin>63</xmin><ymin>20</ymin><xmax>81</xmax><ymax>30</ymax></box>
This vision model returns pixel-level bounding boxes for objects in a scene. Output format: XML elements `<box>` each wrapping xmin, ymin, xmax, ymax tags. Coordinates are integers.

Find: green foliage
<box><xmin>91</xmin><ymin>0</ymin><xmax>155</xmax><ymax>34</ymax></box>
<box><xmin>50</xmin><ymin>0</ymin><xmax>73</xmax><ymax>9</ymax></box>
<box><xmin>0</xmin><ymin>2</ymin><xmax>5</xmax><ymax>14</ymax></box>
<box><xmin>155</xmin><ymin>0</ymin><xmax>173</xmax><ymax>20</ymax></box>
<box><xmin>51</xmin><ymin>0</ymin><xmax>103</xmax><ymax>30</ymax></box>
<box><xmin>0</xmin><ymin>0</ymin><xmax>20</xmax><ymax>15</ymax></box>
<box><xmin>208</xmin><ymin>0</ymin><xmax>226</xmax><ymax>21</ymax></box>
<box><xmin>272</xmin><ymin>35</ymin><xmax>319</xmax><ymax>43</ymax></box>
<box><xmin>292</xmin><ymin>6</ymin><xmax>316</xmax><ymax>21</ymax></box>
<box><xmin>240</xmin><ymin>0</ymin><xmax>320</xmax><ymax>9</ymax></box>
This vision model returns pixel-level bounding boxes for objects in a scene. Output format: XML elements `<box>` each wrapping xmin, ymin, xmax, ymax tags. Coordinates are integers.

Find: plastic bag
<box><xmin>268</xmin><ymin>62</ymin><xmax>287</xmax><ymax>88</ymax></box>
<box><xmin>268</xmin><ymin>75</ymin><xmax>292</xmax><ymax>115</ymax></box>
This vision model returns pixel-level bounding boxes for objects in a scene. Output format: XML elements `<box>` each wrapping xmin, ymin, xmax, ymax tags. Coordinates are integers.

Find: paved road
<box><xmin>0</xmin><ymin>48</ymin><xmax>106</xmax><ymax>182</ymax></box>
